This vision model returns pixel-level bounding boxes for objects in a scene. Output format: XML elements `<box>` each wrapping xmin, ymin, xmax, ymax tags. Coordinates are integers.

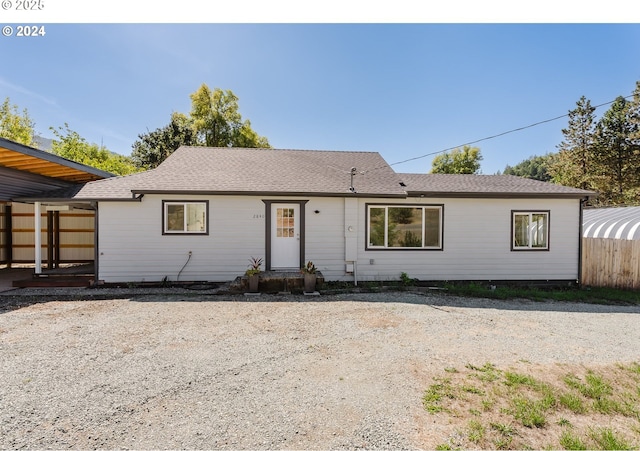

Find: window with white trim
<box><xmin>512</xmin><ymin>211</ymin><xmax>549</xmax><ymax>250</ymax></box>
<box><xmin>163</xmin><ymin>201</ymin><xmax>208</xmax><ymax>234</ymax></box>
<box><xmin>367</xmin><ymin>205</ymin><xmax>442</xmax><ymax>249</ymax></box>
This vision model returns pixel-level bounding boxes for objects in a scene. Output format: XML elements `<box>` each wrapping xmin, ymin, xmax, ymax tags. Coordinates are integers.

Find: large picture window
<box><xmin>512</xmin><ymin>211</ymin><xmax>549</xmax><ymax>250</ymax></box>
<box><xmin>163</xmin><ymin>201</ymin><xmax>208</xmax><ymax>234</ymax></box>
<box><xmin>367</xmin><ymin>205</ymin><xmax>442</xmax><ymax>249</ymax></box>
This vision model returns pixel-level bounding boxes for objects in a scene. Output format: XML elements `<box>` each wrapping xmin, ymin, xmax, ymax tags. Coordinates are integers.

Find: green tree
<box><xmin>0</xmin><ymin>97</ymin><xmax>35</xmax><ymax>146</ymax></box>
<box><xmin>625</xmin><ymin>81</ymin><xmax>640</xmax><ymax>204</ymax></box>
<box><xmin>548</xmin><ymin>96</ymin><xmax>598</xmax><ymax>190</ymax></box>
<box><xmin>131</xmin><ymin>84</ymin><xmax>270</xmax><ymax>169</ymax></box>
<box><xmin>593</xmin><ymin>95</ymin><xmax>640</xmax><ymax>205</ymax></box>
<box><xmin>389</xmin><ymin>207</ymin><xmax>414</xmax><ymax>224</ymax></box>
<box><xmin>189</xmin><ymin>83</ymin><xmax>270</xmax><ymax>148</ymax></box>
<box><xmin>430</xmin><ymin>146</ymin><xmax>482</xmax><ymax>174</ymax></box>
<box><xmin>131</xmin><ymin>112</ymin><xmax>197</xmax><ymax>169</ymax></box>
<box><xmin>503</xmin><ymin>154</ymin><xmax>554</xmax><ymax>181</ymax></box>
<box><xmin>51</xmin><ymin>124</ymin><xmax>139</xmax><ymax>176</ymax></box>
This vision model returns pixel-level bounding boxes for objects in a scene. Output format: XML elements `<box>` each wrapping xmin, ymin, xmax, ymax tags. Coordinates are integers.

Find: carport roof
<box><xmin>0</xmin><ymin>137</ymin><xmax>113</xmax><ymax>184</ymax></box>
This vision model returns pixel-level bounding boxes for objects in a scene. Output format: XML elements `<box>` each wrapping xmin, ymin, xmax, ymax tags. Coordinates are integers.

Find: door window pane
<box><xmin>277</xmin><ymin>208</ymin><xmax>295</xmax><ymax>238</ymax></box>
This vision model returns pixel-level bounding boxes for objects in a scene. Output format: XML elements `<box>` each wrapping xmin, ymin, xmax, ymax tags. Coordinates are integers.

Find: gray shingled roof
<box><xmin>20</xmin><ymin>147</ymin><xmax>406</xmax><ymax>200</ymax></box>
<box><xmin>18</xmin><ymin>147</ymin><xmax>598</xmax><ymax>202</ymax></box>
<box><xmin>399</xmin><ymin>173</ymin><xmax>596</xmax><ymax>198</ymax></box>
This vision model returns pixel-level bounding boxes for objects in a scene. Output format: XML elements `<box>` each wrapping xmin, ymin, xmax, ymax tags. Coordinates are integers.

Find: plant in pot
<box><xmin>246</xmin><ymin>257</ymin><xmax>263</xmax><ymax>293</ymax></box>
<box><xmin>301</xmin><ymin>260</ymin><xmax>318</xmax><ymax>293</ymax></box>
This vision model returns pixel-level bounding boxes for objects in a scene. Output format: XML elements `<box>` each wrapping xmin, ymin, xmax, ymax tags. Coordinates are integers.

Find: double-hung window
<box><xmin>163</xmin><ymin>201</ymin><xmax>208</xmax><ymax>234</ymax></box>
<box><xmin>512</xmin><ymin>211</ymin><xmax>549</xmax><ymax>250</ymax></box>
<box><xmin>367</xmin><ymin>205</ymin><xmax>443</xmax><ymax>249</ymax></box>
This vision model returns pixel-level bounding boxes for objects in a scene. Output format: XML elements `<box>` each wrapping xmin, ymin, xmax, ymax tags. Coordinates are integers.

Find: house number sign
<box><xmin>253</xmin><ymin>214</ymin><xmax>265</xmax><ymax>219</ymax></box>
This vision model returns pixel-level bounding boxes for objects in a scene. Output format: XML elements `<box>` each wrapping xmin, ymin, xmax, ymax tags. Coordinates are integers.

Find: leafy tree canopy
<box><xmin>131</xmin><ymin>112</ymin><xmax>197</xmax><ymax>170</ymax></box>
<box><xmin>503</xmin><ymin>154</ymin><xmax>554</xmax><ymax>182</ymax></box>
<box><xmin>430</xmin><ymin>145</ymin><xmax>482</xmax><ymax>174</ymax></box>
<box><xmin>0</xmin><ymin>97</ymin><xmax>35</xmax><ymax>146</ymax></box>
<box><xmin>51</xmin><ymin>124</ymin><xmax>140</xmax><ymax>176</ymax></box>
<box><xmin>190</xmin><ymin>84</ymin><xmax>270</xmax><ymax>148</ymax></box>
<box><xmin>131</xmin><ymin>84</ymin><xmax>270</xmax><ymax>169</ymax></box>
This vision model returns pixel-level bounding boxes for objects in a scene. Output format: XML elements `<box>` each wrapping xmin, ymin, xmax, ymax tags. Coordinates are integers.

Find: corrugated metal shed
<box><xmin>583</xmin><ymin>206</ymin><xmax>640</xmax><ymax>240</ymax></box>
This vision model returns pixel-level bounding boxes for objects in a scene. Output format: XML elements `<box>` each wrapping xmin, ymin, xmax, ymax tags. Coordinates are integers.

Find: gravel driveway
<box><xmin>1</xmin><ymin>291</ymin><xmax>639</xmax><ymax>449</ymax></box>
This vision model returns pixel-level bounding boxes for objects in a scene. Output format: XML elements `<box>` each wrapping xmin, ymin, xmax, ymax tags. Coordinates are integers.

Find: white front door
<box><xmin>271</xmin><ymin>203</ymin><xmax>300</xmax><ymax>269</ymax></box>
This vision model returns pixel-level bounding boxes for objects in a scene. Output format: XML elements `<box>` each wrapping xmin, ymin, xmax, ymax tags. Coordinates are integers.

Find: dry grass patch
<box><xmin>422</xmin><ymin>361</ymin><xmax>640</xmax><ymax>450</ymax></box>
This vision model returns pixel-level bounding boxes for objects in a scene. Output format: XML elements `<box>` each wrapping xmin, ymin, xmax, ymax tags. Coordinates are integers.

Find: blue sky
<box><xmin>2</xmin><ymin>21</ymin><xmax>640</xmax><ymax>174</ymax></box>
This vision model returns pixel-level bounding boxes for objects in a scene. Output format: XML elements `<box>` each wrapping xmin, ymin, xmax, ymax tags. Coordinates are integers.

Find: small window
<box><xmin>512</xmin><ymin>211</ymin><xmax>549</xmax><ymax>250</ymax></box>
<box><xmin>163</xmin><ymin>201</ymin><xmax>208</xmax><ymax>234</ymax></box>
<box><xmin>367</xmin><ymin>204</ymin><xmax>443</xmax><ymax>250</ymax></box>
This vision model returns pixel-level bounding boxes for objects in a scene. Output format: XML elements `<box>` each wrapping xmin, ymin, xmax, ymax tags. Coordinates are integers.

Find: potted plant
<box><xmin>301</xmin><ymin>260</ymin><xmax>317</xmax><ymax>293</ymax></box>
<box><xmin>245</xmin><ymin>257</ymin><xmax>263</xmax><ymax>293</ymax></box>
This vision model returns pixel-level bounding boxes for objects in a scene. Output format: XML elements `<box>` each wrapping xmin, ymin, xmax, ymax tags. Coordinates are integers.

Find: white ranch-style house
<box><xmin>17</xmin><ymin>146</ymin><xmax>596</xmax><ymax>285</ymax></box>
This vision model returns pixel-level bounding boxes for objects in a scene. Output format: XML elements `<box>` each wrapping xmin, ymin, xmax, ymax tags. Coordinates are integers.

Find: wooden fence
<box><xmin>581</xmin><ymin>237</ymin><xmax>640</xmax><ymax>289</ymax></box>
<box><xmin>1</xmin><ymin>202</ymin><xmax>95</xmax><ymax>265</ymax></box>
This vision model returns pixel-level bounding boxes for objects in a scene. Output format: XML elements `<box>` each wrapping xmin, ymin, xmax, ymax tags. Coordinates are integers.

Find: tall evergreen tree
<box><xmin>548</xmin><ymin>96</ymin><xmax>597</xmax><ymax>191</ymax></box>
<box><xmin>594</xmin><ymin>95</ymin><xmax>640</xmax><ymax>204</ymax></box>
<box><xmin>626</xmin><ymin>81</ymin><xmax>640</xmax><ymax>204</ymax></box>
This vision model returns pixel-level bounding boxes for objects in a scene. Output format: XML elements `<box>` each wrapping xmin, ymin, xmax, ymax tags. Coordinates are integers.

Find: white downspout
<box><xmin>34</xmin><ymin>202</ymin><xmax>42</xmax><ymax>274</ymax></box>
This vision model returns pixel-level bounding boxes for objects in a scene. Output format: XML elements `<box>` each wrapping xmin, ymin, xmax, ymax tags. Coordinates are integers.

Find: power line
<box><xmin>384</xmin><ymin>93</ymin><xmax>636</xmax><ymax>169</ymax></box>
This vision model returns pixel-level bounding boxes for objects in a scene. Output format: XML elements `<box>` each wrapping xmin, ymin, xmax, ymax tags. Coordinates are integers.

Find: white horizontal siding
<box><xmin>98</xmin><ymin>195</ymin><xmax>348</xmax><ymax>283</ymax></box>
<box><xmin>303</xmin><ymin>198</ymin><xmax>345</xmax><ymax>280</ymax></box>
<box><xmin>354</xmin><ymin>197</ymin><xmax>581</xmax><ymax>281</ymax></box>
<box><xmin>97</xmin><ymin>194</ymin><xmax>583</xmax><ymax>283</ymax></box>
<box><xmin>99</xmin><ymin>195</ymin><xmax>269</xmax><ymax>282</ymax></box>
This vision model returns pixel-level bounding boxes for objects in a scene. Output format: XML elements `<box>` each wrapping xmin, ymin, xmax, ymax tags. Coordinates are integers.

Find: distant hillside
<box><xmin>33</xmin><ymin>135</ymin><xmax>53</xmax><ymax>151</ymax></box>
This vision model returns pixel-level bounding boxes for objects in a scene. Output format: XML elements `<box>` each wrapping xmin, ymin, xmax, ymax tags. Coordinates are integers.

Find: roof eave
<box><xmin>14</xmin><ymin>194</ymin><xmax>144</xmax><ymax>203</ymax></box>
<box><xmin>131</xmin><ymin>189</ymin><xmax>407</xmax><ymax>198</ymax></box>
<box><xmin>406</xmin><ymin>191</ymin><xmax>597</xmax><ymax>199</ymax></box>
<box><xmin>0</xmin><ymin>137</ymin><xmax>115</xmax><ymax>179</ymax></box>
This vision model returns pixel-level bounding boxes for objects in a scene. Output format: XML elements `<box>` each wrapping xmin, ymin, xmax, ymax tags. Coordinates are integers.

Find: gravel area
<box><xmin>1</xmin><ymin>290</ymin><xmax>639</xmax><ymax>449</ymax></box>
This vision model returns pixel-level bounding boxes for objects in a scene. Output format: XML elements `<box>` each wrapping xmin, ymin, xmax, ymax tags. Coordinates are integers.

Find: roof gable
<box><xmin>141</xmin><ymin>147</ymin><xmax>405</xmax><ymax>196</ymax></box>
<box><xmin>31</xmin><ymin>147</ymin><xmax>406</xmax><ymax>200</ymax></box>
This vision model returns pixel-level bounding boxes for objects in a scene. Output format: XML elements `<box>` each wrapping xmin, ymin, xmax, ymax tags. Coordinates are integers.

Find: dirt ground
<box><xmin>1</xmin><ymin>291</ymin><xmax>639</xmax><ymax>449</ymax></box>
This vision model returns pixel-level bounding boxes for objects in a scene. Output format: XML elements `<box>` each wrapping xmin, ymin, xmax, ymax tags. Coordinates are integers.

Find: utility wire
<box><xmin>364</xmin><ymin>93</ymin><xmax>635</xmax><ymax>172</ymax></box>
